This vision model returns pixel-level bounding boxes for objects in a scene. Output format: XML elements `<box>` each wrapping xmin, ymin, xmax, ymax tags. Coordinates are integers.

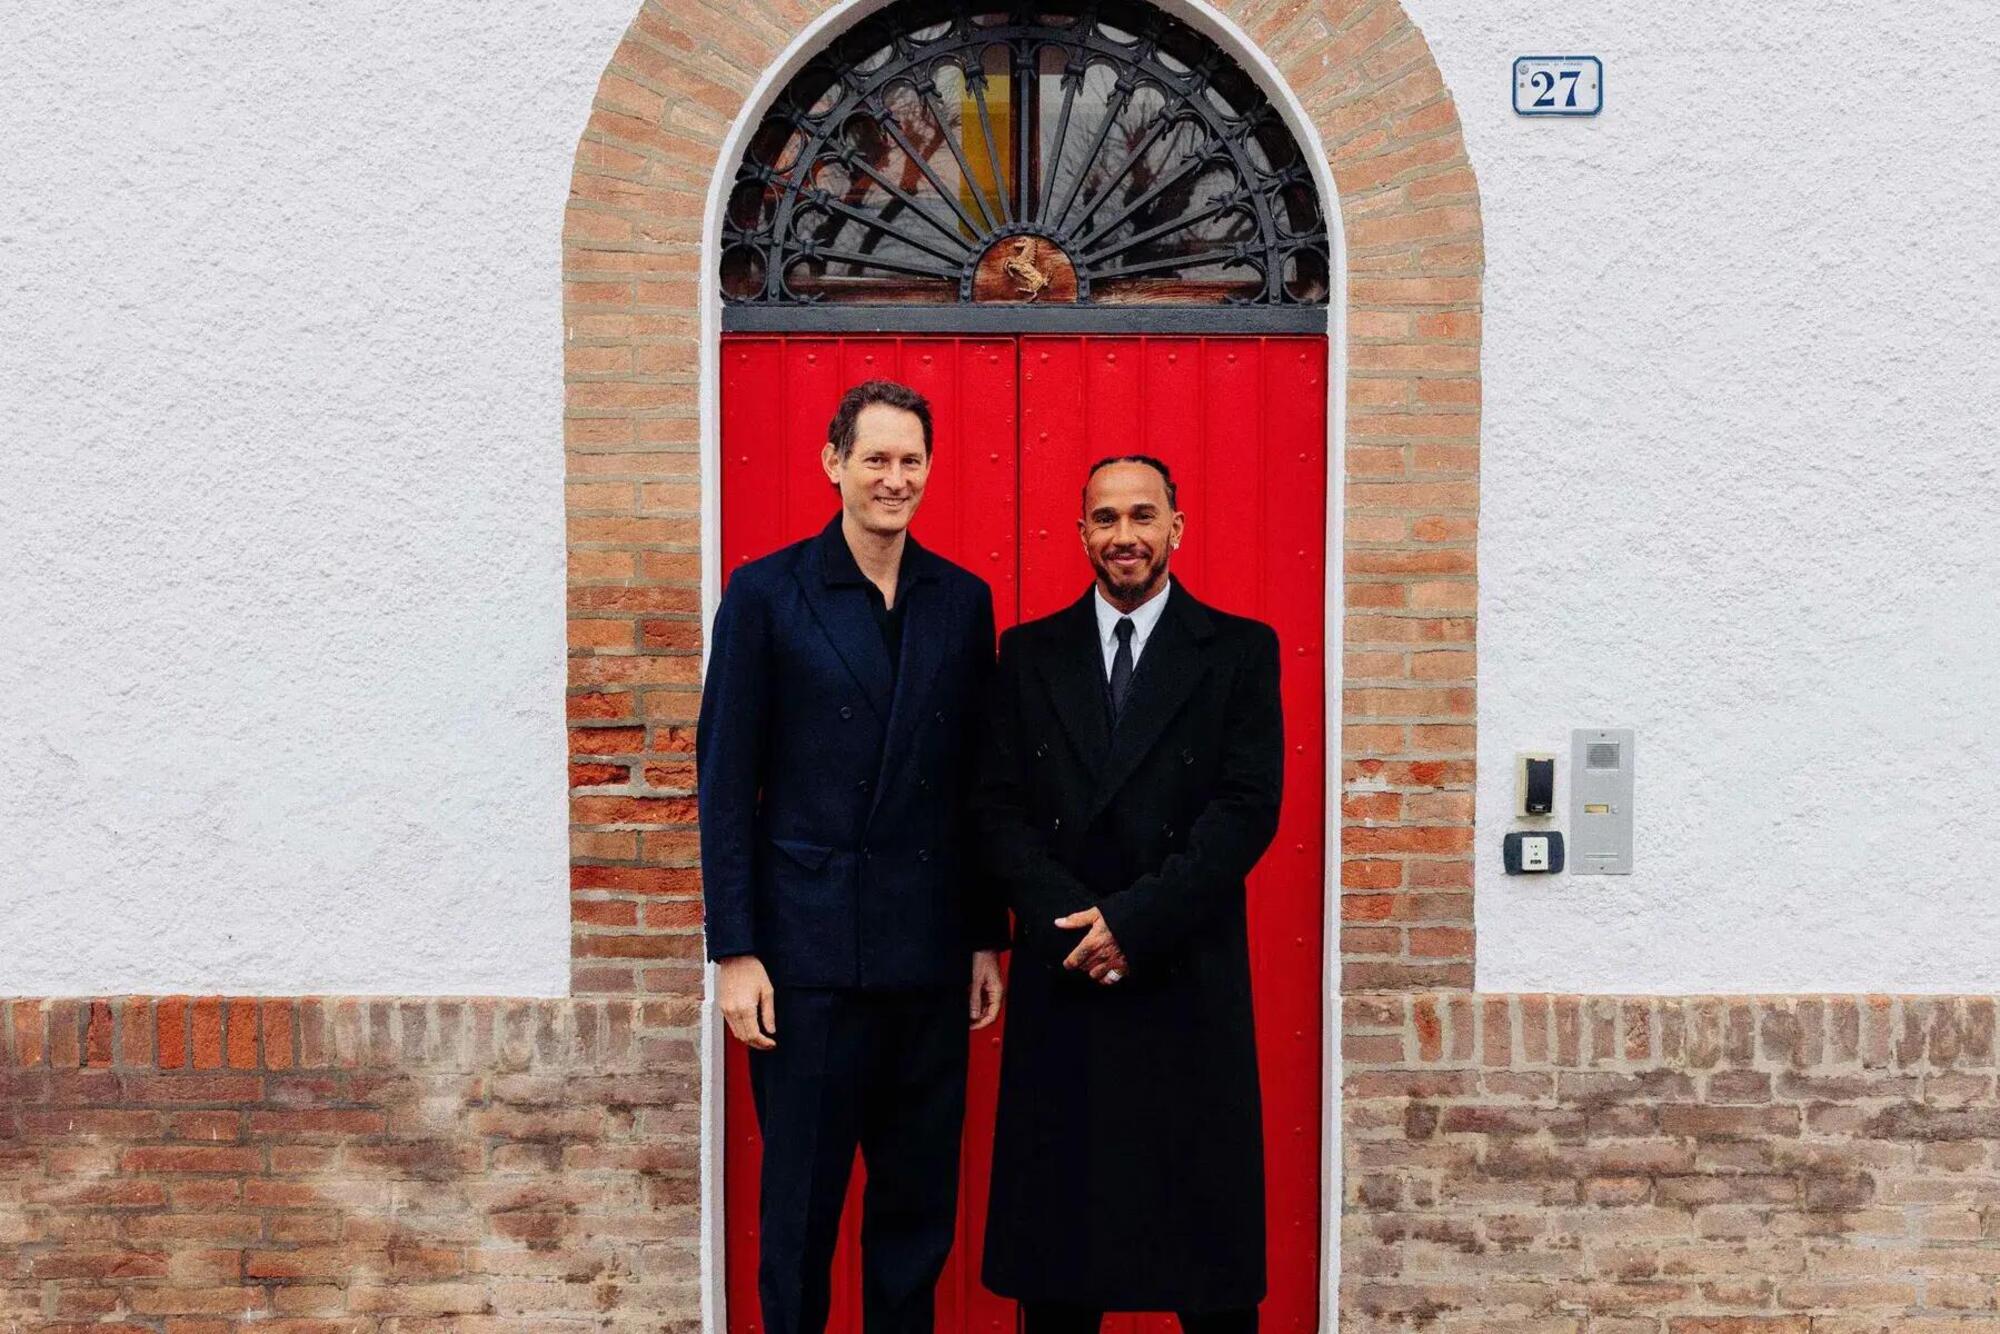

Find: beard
<box><xmin>1092</xmin><ymin>546</ymin><xmax>1170</xmax><ymax>603</ymax></box>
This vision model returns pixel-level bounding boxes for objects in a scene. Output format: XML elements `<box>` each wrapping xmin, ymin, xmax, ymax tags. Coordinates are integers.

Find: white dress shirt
<box><xmin>1092</xmin><ymin>576</ymin><xmax>1173</xmax><ymax>679</ymax></box>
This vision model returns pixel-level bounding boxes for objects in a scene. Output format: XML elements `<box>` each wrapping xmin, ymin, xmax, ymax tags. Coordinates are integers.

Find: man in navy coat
<box><xmin>697</xmin><ymin>378</ymin><xmax>1007</xmax><ymax>1334</ymax></box>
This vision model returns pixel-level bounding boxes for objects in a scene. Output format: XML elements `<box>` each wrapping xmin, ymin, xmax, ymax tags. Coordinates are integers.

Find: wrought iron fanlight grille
<box><xmin>722</xmin><ymin>0</ymin><xmax>1330</xmax><ymax>308</ymax></box>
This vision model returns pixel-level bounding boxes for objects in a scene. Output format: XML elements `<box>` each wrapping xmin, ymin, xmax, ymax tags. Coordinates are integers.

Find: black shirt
<box><xmin>821</xmin><ymin>522</ymin><xmax>914</xmax><ymax>683</ymax></box>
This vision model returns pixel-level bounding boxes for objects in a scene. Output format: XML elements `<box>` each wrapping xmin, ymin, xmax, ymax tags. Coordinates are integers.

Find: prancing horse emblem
<box><xmin>1002</xmin><ymin>237</ymin><xmax>1050</xmax><ymax>301</ymax></box>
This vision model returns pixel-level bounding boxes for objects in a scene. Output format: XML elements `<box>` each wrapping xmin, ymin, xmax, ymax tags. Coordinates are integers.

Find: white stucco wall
<box><xmin>6</xmin><ymin>0</ymin><xmax>2000</xmax><ymax>998</ymax></box>
<box><xmin>0</xmin><ymin>1</ymin><xmax>636</xmax><ymax>995</ymax></box>
<box><xmin>1405</xmin><ymin>0</ymin><xmax>2000</xmax><ymax>992</ymax></box>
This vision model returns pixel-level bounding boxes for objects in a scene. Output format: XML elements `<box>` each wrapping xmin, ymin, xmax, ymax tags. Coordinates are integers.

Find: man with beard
<box><xmin>974</xmin><ymin>455</ymin><xmax>1284</xmax><ymax>1334</ymax></box>
<box><xmin>697</xmin><ymin>379</ymin><xmax>1007</xmax><ymax>1334</ymax></box>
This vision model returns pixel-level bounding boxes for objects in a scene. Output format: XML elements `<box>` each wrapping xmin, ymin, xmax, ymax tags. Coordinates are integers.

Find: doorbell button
<box><xmin>1503</xmin><ymin>830</ymin><xmax>1565</xmax><ymax>875</ymax></box>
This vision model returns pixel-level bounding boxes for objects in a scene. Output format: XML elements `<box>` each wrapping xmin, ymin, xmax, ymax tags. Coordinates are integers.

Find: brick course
<box><xmin>1344</xmin><ymin>994</ymin><xmax>2000</xmax><ymax>1331</ymax></box>
<box><xmin>1</xmin><ymin>997</ymin><xmax>701</xmax><ymax>1332</ymax></box>
<box><xmin>16</xmin><ymin>994</ymin><xmax>2000</xmax><ymax>1329</ymax></box>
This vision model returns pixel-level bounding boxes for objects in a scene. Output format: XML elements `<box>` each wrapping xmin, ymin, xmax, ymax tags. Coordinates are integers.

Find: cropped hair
<box><xmin>827</xmin><ymin>379</ymin><xmax>934</xmax><ymax>459</ymax></box>
<box><xmin>1082</xmin><ymin>453</ymin><xmax>1177</xmax><ymax>511</ymax></box>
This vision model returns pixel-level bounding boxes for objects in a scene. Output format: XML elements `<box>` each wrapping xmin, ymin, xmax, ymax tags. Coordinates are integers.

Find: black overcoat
<box><xmin>975</xmin><ymin>582</ymin><xmax>1283</xmax><ymax>1312</ymax></box>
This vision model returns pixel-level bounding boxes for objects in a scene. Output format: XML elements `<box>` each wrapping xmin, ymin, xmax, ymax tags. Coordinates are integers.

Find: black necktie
<box><xmin>1108</xmin><ymin>617</ymin><xmax>1136</xmax><ymax>724</ymax></box>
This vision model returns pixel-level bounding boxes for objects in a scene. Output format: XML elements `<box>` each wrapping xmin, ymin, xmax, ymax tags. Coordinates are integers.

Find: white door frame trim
<box><xmin>691</xmin><ymin>4</ymin><xmax>1348</xmax><ymax>1327</ymax></box>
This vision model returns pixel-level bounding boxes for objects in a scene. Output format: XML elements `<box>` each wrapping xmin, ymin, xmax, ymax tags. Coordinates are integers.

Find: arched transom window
<box><xmin>722</xmin><ymin>0</ymin><xmax>1330</xmax><ymax>318</ymax></box>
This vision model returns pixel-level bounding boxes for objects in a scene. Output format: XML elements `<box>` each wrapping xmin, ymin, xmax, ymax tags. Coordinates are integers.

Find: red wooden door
<box><xmin>720</xmin><ymin>333</ymin><xmax>1325</xmax><ymax>1334</ymax></box>
<box><xmin>1016</xmin><ymin>336</ymin><xmax>1327</xmax><ymax>1334</ymax></box>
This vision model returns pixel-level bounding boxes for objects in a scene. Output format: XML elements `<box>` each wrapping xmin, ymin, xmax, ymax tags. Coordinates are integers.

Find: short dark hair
<box><xmin>828</xmin><ymin>379</ymin><xmax>933</xmax><ymax>460</ymax></box>
<box><xmin>1082</xmin><ymin>454</ymin><xmax>1177</xmax><ymax>511</ymax></box>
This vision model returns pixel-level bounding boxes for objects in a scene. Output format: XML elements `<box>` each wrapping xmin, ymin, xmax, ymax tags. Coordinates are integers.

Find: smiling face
<box><xmin>1080</xmin><ymin>460</ymin><xmax>1184</xmax><ymax>610</ymax></box>
<box><xmin>822</xmin><ymin>402</ymin><xmax>930</xmax><ymax>536</ymax></box>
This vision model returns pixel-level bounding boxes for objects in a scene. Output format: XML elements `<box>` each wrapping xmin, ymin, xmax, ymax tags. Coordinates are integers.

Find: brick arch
<box><xmin>562</xmin><ymin>0</ymin><xmax>1482</xmax><ymax>1002</ymax></box>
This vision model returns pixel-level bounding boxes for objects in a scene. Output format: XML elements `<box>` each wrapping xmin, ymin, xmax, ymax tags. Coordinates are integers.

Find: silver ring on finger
<box><xmin>1104</xmin><ymin>969</ymin><xmax>1123</xmax><ymax>983</ymax></box>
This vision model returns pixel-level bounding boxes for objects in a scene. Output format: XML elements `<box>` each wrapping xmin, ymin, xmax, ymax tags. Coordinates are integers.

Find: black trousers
<box><xmin>747</xmin><ymin>986</ymin><xmax>968</xmax><ymax>1334</ymax></box>
<box><xmin>1020</xmin><ymin>1304</ymin><xmax>1257</xmax><ymax>1334</ymax></box>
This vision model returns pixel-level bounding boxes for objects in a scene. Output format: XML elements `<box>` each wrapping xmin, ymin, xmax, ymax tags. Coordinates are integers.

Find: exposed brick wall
<box><xmin>1344</xmin><ymin>993</ymin><xmax>2000</xmax><ymax>1330</ymax></box>
<box><xmin>562</xmin><ymin>0</ymin><xmax>752</xmax><ymax>1000</ymax></box>
<box><xmin>1</xmin><ymin>996</ymin><xmax>701</xmax><ymax>1332</ymax></box>
<box><xmin>562</xmin><ymin>0</ymin><xmax>1483</xmax><ymax>996</ymax></box>
<box><xmin>20</xmin><ymin>992</ymin><xmax>2000</xmax><ymax>1331</ymax></box>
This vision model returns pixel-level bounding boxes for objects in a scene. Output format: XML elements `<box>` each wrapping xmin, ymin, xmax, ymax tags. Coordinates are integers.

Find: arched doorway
<box><xmin>712</xmin><ymin>4</ymin><xmax>1332</xmax><ymax>1334</ymax></box>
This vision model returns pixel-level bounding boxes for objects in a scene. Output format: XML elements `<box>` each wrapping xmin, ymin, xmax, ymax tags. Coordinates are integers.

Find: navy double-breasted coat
<box><xmin>696</xmin><ymin>515</ymin><xmax>1006</xmax><ymax>989</ymax></box>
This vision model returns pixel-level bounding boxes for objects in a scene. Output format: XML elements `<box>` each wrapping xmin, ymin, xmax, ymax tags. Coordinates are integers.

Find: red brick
<box><xmin>84</xmin><ymin>1001</ymin><xmax>115</xmax><ymax>1067</ymax></box>
<box><xmin>642</xmin><ymin>899</ymin><xmax>707</xmax><ymax>929</ymax></box>
<box><xmin>119</xmin><ymin>1146</ymin><xmax>262</xmax><ymax>1174</ymax></box>
<box><xmin>1344</xmin><ymin>825</ymin><xmax>1473</xmax><ymax>855</ymax></box>
<box><xmin>572</xmin><ymin>898</ymin><xmax>640</xmax><ymax>928</ymax></box>
<box><xmin>574</xmin><ymin>933</ymin><xmax>704</xmax><ymax>960</ymax></box>
<box><xmin>1341</xmin><ymin>927</ymin><xmax>1399</xmax><ymax>957</ymax></box>
<box><xmin>570</xmin><ymin>761</ymin><xmax>631</xmax><ymax>787</ymax></box>
<box><xmin>224</xmin><ymin>999</ymin><xmax>259</xmax><ymax>1070</ymax></box>
<box><xmin>569</xmin><ymin>618</ymin><xmax>635</xmax><ymax>651</ymax></box>
<box><xmin>570</xmin><ymin>725</ymin><xmax>647</xmax><ymax>755</ymax></box>
<box><xmin>570</xmin><ymin>865</ymin><xmax>701</xmax><ymax>895</ymax></box>
<box><xmin>642</xmin><ymin>759</ymin><xmax>696</xmax><ymax>788</ymax></box>
<box><xmin>567</xmin><ymin>691</ymin><xmax>634</xmax><ymax>721</ymax></box>
<box><xmin>1410</xmin><ymin>926</ymin><xmax>1473</xmax><ymax>959</ymax></box>
<box><xmin>1342</xmin><ymin>792</ymin><xmax>1402</xmax><ymax>821</ymax></box>
<box><xmin>154</xmin><ymin>998</ymin><xmax>188</xmax><ymax>1069</ymax></box>
<box><xmin>49</xmin><ymin>1000</ymin><xmax>81</xmax><ymax>1067</ymax></box>
<box><xmin>118</xmin><ymin>997</ymin><xmax>153</xmax><ymax>1067</ymax></box>
<box><xmin>570</xmin><ymin>795</ymin><xmax>698</xmax><ymax>826</ymax></box>
<box><xmin>1341</xmin><ymin>860</ymin><xmax>1404</xmax><ymax>891</ymax></box>
<box><xmin>120</xmin><ymin>1074</ymin><xmax>264</xmax><ymax>1104</ymax></box>
<box><xmin>10</xmin><ymin>1000</ymin><xmax>46</xmax><ymax>1067</ymax></box>
<box><xmin>189</xmin><ymin>998</ymin><xmax>223</xmax><ymax>1070</ymax></box>
<box><xmin>261</xmin><ymin>1001</ymin><xmax>295</xmax><ymax>1070</ymax></box>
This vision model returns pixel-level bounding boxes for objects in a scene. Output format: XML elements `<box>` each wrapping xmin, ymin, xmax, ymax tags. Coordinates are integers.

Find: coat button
<box><xmin>918</xmin><ymin>777</ymin><xmax>930</xmax><ymax>790</ymax></box>
<box><xmin>840</xmin><ymin>706</ymin><xmax>854</xmax><ymax>720</ymax></box>
<box><xmin>935</xmin><ymin>710</ymin><xmax>946</xmax><ymax>723</ymax></box>
<box><xmin>1162</xmin><ymin>823</ymin><xmax>1175</xmax><ymax>837</ymax></box>
<box><xmin>1181</xmin><ymin>748</ymin><xmax>1194</xmax><ymax>764</ymax></box>
<box><xmin>1052</xmin><ymin>817</ymin><xmax>1062</xmax><ymax>832</ymax></box>
<box><xmin>918</xmin><ymin>849</ymin><xmax>930</xmax><ymax>862</ymax></box>
<box><xmin>857</xmin><ymin>779</ymin><xmax>871</xmax><ymax>793</ymax></box>
<box><xmin>1034</xmin><ymin>743</ymin><xmax>1049</xmax><ymax>758</ymax></box>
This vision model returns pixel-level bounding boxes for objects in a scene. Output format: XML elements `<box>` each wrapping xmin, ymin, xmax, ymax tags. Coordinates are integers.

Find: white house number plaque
<box><xmin>1513</xmin><ymin>56</ymin><xmax>1603</xmax><ymax>117</ymax></box>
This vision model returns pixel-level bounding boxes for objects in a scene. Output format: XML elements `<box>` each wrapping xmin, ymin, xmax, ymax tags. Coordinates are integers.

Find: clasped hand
<box><xmin>1055</xmin><ymin>907</ymin><xmax>1128</xmax><ymax>984</ymax></box>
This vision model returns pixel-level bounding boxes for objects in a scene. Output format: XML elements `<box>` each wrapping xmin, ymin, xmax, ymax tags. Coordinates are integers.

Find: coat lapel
<box><xmin>1033</xmin><ymin>591</ymin><xmax>1111</xmax><ymax>778</ymax></box>
<box><xmin>869</xmin><ymin>544</ymin><xmax>946</xmax><ymax>815</ymax></box>
<box><xmin>1087</xmin><ymin>583</ymin><xmax>1216</xmax><ymax>823</ymax></box>
<box><xmin>795</xmin><ymin>520</ymin><xmax>894</xmax><ymax>723</ymax></box>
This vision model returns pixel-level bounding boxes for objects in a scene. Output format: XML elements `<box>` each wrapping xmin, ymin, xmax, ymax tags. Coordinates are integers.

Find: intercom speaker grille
<box><xmin>1586</xmin><ymin>742</ymin><xmax>1621</xmax><ymax>770</ymax></box>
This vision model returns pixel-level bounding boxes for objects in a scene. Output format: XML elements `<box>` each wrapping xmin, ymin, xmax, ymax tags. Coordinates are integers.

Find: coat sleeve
<box><xmin>1094</xmin><ymin>623</ymin><xmax>1284</xmax><ymax>972</ymax></box>
<box><xmin>972</xmin><ymin>627</ymin><xmax>1096</xmax><ymax>941</ymax></box>
<box><xmin>959</xmin><ymin>584</ymin><xmax>1011</xmax><ymax>952</ymax></box>
<box><xmin>694</xmin><ymin>572</ymin><xmax>770</xmax><ymax>961</ymax></box>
